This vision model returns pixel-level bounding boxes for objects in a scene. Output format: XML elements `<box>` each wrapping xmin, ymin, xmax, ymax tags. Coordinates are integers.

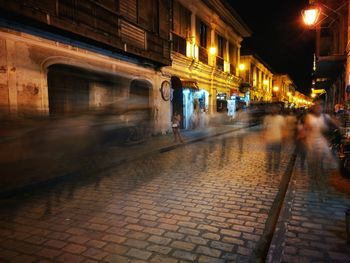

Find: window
<box><xmin>217</xmin><ymin>35</ymin><xmax>224</xmax><ymax>58</ymax></box>
<box><xmin>199</xmin><ymin>21</ymin><xmax>207</xmax><ymax>48</ymax></box>
<box><xmin>172</xmin><ymin>0</ymin><xmax>191</xmax><ymax>38</ymax></box>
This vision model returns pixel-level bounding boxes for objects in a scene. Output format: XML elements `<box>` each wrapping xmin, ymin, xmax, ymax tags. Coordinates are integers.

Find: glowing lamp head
<box><xmin>302</xmin><ymin>6</ymin><xmax>320</xmax><ymax>26</ymax></box>
<box><xmin>239</xmin><ymin>64</ymin><xmax>246</xmax><ymax>71</ymax></box>
<box><xmin>263</xmin><ymin>80</ymin><xmax>269</xmax><ymax>85</ymax></box>
<box><xmin>287</xmin><ymin>92</ymin><xmax>292</xmax><ymax>96</ymax></box>
<box><xmin>311</xmin><ymin>93</ymin><xmax>316</xmax><ymax>98</ymax></box>
<box><xmin>273</xmin><ymin>86</ymin><xmax>279</xmax><ymax>92</ymax></box>
<box><xmin>209</xmin><ymin>46</ymin><xmax>217</xmax><ymax>55</ymax></box>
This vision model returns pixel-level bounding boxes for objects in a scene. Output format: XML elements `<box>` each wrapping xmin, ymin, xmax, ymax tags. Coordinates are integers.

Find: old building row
<box><xmin>0</xmin><ymin>0</ymin><xmax>309</xmax><ymax>134</ymax></box>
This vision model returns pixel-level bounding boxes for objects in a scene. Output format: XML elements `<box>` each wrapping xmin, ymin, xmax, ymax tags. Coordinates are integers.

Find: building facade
<box><xmin>161</xmin><ymin>0</ymin><xmax>251</xmax><ymax>128</ymax></box>
<box><xmin>311</xmin><ymin>0</ymin><xmax>348</xmax><ymax>112</ymax></box>
<box><xmin>239</xmin><ymin>53</ymin><xmax>273</xmax><ymax>103</ymax></box>
<box><xmin>0</xmin><ymin>0</ymin><xmax>174</xmax><ymax>134</ymax></box>
<box><xmin>272</xmin><ymin>74</ymin><xmax>294</xmax><ymax>104</ymax></box>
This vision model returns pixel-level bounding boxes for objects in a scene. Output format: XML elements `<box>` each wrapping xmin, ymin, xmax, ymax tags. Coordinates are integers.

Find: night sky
<box><xmin>228</xmin><ymin>0</ymin><xmax>315</xmax><ymax>95</ymax></box>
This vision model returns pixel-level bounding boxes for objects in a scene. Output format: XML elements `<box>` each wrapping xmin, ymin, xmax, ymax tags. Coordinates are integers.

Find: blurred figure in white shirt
<box><xmin>263</xmin><ymin>105</ymin><xmax>286</xmax><ymax>172</ymax></box>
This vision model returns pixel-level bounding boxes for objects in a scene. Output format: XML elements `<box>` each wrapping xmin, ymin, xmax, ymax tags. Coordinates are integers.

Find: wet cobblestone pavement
<box><xmin>0</xmin><ymin>129</ymin><xmax>297</xmax><ymax>262</ymax></box>
<box><xmin>268</xmin><ymin>160</ymin><xmax>350</xmax><ymax>263</ymax></box>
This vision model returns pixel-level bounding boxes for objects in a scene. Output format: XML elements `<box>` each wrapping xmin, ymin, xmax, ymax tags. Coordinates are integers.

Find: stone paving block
<box><xmin>126</xmin><ymin>248</ymin><xmax>152</xmax><ymax>260</ymax></box>
<box><xmin>196</xmin><ymin>245</ymin><xmax>221</xmax><ymax>257</ymax></box>
<box><xmin>46</xmin><ymin>231</ymin><xmax>71</xmax><ymax>241</ymax></box>
<box><xmin>170</xmin><ymin>241</ymin><xmax>196</xmax><ymax>252</ymax></box>
<box><xmin>56</xmin><ymin>252</ymin><xmax>85</xmax><ymax>262</ymax></box>
<box><xmin>158</xmin><ymin>223</ymin><xmax>179</xmax><ymax>232</ymax></box>
<box><xmin>67</xmin><ymin>235</ymin><xmax>90</xmax><ymax>244</ymax></box>
<box><xmin>210</xmin><ymin>241</ymin><xmax>234</xmax><ymax>252</ymax></box>
<box><xmin>148</xmin><ymin>235</ymin><xmax>172</xmax><ymax>245</ymax></box>
<box><xmin>178</xmin><ymin>227</ymin><xmax>200</xmax><ymax>236</ymax></box>
<box><xmin>124</xmin><ymin>239</ymin><xmax>149</xmax><ymax>249</ymax></box>
<box><xmin>139</xmin><ymin>219</ymin><xmax>158</xmax><ymax>228</ymax></box>
<box><xmin>197</xmin><ymin>224</ymin><xmax>219</xmax><ymax>233</ymax></box>
<box><xmin>147</xmin><ymin>244</ymin><xmax>172</xmax><ymax>255</ymax></box>
<box><xmin>221</xmin><ymin>236</ymin><xmax>244</xmax><ymax>246</ymax></box>
<box><xmin>143</xmin><ymin>227</ymin><xmax>165</xmax><ymax>236</ymax></box>
<box><xmin>220</xmin><ymin>229</ymin><xmax>241</xmax><ymax>238</ymax></box>
<box><xmin>104</xmin><ymin>254</ymin><xmax>130</xmax><ymax>263</ymax></box>
<box><xmin>106</xmin><ymin>226</ymin><xmax>129</xmax><ymax>236</ymax></box>
<box><xmin>103</xmin><ymin>243</ymin><xmax>129</xmax><ymax>254</ymax></box>
<box><xmin>101</xmin><ymin>234</ymin><xmax>126</xmax><ymax>244</ymax></box>
<box><xmin>24</xmin><ymin>235</ymin><xmax>47</xmax><ymax>245</ymax></box>
<box><xmin>198</xmin><ymin>255</ymin><xmax>225</xmax><ymax>263</ymax></box>
<box><xmin>44</xmin><ymin>239</ymin><xmax>67</xmax><ymax>249</ymax></box>
<box><xmin>201</xmin><ymin>233</ymin><xmax>221</xmax><ymax>241</ymax></box>
<box><xmin>184</xmin><ymin>235</ymin><xmax>208</xmax><ymax>245</ymax></box>
<box><xmin>172</xmin><ymin>250</ymin><xmax>197</xmax><ymax>261</ymax></box>
<box><xmin>35</xmin><ymin>247</ymin><xmax>62</xmax><ymax>259</ymax></box>
<box><xmin>62</xmin><ymin>243</ymin><xmax>87</xmax><ymax>254</ymax></box>
<box><xmin>237</xmin><ymin>246</ymin><xmax>252</xmax><ymax>256</ymax></box>
<box><xmin>82</xmin><ymin>247</ymin><xmax>108</xmax><ymax>261</ymax></box>
<box><xmin>86</xmin><ymin>239</ymin><xmax>106</xmax><ymax>249</ymax></box>
<box><xmin>231</xmin><ymin>225</ymin><xmax>254</xmax><ymax>233</ymax></box>
<box><xmin>149</xmin><ymin>254</ymin><xmax>178</xmax><ymax>263</ymax></box>
<box><xmin>126</xmin><ymin>231</ymin><xmax>150</xmax><ymax>240</ymax></box>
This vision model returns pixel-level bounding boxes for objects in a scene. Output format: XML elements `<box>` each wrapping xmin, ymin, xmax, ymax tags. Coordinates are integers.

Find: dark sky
<box><xmin>228</xmin><ymin>0</ymin><xmax>315</xmax><ymax>95</ymax></box>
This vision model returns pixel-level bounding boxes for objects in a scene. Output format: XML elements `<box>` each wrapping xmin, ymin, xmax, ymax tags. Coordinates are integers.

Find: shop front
<box><xmin>171</xmin><ymin>77</ymin><xmax>209</xmax><ymax>129</ymax></box>
<box><xmin>183</xmin><ymin>88</ymin><xmax>209</xmax><ymax>129</ymax></box>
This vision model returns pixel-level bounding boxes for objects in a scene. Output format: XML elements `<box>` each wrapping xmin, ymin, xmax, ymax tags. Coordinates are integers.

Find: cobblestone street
<box><xmin>0</xmin><ymin>128</ymin><xmax>297</xmax><ymax>262</ymax></box>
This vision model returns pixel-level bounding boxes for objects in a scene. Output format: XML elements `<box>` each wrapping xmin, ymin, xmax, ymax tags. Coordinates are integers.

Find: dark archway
<box><xmin>47</xmin><ymin>64</ymin><xmax>127</xmax><ymax>116</ymax></box>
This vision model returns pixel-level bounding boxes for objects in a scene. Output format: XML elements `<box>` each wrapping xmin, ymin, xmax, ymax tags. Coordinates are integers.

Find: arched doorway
<box><xmin>47</xmin><ymin>64</ymin><xmax>129</xmax><ymax>116</ymax></box>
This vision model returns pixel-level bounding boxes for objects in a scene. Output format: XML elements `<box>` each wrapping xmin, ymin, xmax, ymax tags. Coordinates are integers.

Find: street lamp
<box><xmin>239</xmin><ymin>64</ymin><xmax>246</xmax><ymax>71</ymax></box>
<box><xmin>302</xmin><ymin>4</ymin><xmax>321</xmax><ymax>26</ymax></box>
<box><xmin>209</xmin><ymin>46</ymin><xmax>217</xmax><ymax>55</ymax></box>
<box><xmin>273</xmin><ymin>86</ymin><xmax>279</xmax><ymax>92</ymax></box>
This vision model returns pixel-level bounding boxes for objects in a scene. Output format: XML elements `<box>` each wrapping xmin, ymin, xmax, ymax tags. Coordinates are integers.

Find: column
<box><xmin>7</xmin><ymin>39</ymin><xmax>18</xmax><ymax>116</ymax></box>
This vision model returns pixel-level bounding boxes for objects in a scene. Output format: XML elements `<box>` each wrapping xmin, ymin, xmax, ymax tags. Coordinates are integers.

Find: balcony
<box><xmin>198</xmin><ymin>46</ymin><xmax>208</xmax><ymax>64</ymax></box>
<box><xmin>216</xmin><ymin>57</ymin><xmax>224</xmax><ymax>71</ymax></box>
<box><xmin>172</xmin><ymin>33</ymin><xmax>187</xmax><ymax>56</ymax></box>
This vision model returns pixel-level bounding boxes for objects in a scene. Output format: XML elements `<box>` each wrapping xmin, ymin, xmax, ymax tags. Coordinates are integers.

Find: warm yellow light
<box><xmin>302</xmin><ymin>6</ymin><xmax>320</xmax><ymax>26</ymax></box>
<box><xmin>273</xmin><ymin>86</ymin><xmax>279</xmax><ymax>92</ymax></box>
<box><xmin>209</xmin><ymin>46</ymin><xmax>217</xmax><ymax>55</ymax></box>
<box><xmin>263</xmin><ymin>80</ymin><xmax>269</xmax><ymax>85</ymax></box>
<box><xmin>311</xmin><ymin>93</ymin><xmax>316</xmax><ymax>98</ymax></box>
<box><xmin>239</xmin><ymin>64</ymin><xmax>246</xmax><ymax>71</ymax></box>
<box><xmin>287</xmin><ymin>92</ymin><xmax>291</xmax><ymax>96</ymax></box>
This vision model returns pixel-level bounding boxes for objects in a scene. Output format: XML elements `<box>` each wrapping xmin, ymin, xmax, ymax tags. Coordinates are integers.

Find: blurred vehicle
<box><xmin>248</xmin><ymin>101</ymin><xmax>284</xmax><ymax>125</ymax></box>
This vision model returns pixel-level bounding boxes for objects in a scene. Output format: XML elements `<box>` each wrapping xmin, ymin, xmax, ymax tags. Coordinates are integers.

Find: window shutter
<box><xmin>119</xmin><ymin>0</ymin><xmax>137</xmax><ymax>22</ymax></box>
<box><xmin>121</xmin><ymin>20</ymin><xmax>146</xmax><ymax>49</ymax></box>
<box><xmin>138</xmin><ymin>0</ymin><xmax>153</xmax><ymax>31</ymax></box>
<box><xmin>159</xmin><ymin>0</ymin><xmax>169</xmax><ymax>40</ymax></box>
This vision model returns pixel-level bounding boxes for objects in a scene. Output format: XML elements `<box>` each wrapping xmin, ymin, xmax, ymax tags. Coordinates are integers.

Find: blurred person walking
<box><xmin>304</xmin><ymin>101</ymin><xmax>336</xmax><ymax>197</ymax></box>
<box><xmin>296</xmin><ymin>114</ymin><xmax>307</xmax><ymax>168</ymax></box>
<box><xmin>263</xmin><ymin>105</ymin><xmax>286</xmax><ymax>172</ymax></box>
<box><xmin>172</xmin><ymin>112</ymin><xmax>183</xmax><ymax>143</ymax></box>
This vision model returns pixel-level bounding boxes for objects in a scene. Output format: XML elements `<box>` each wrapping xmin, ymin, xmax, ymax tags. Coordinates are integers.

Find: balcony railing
<box><xmin>216</xmin><ymin>57</ymin><xmax>224</xmax><ymax>71</ymax></box>
<box><xmin>198</xmin><ymin>46</ymin><xmax>208</xmax><ymax>64</ymax></box>
<box><xmin>172</xmin><ymin>33</ymin><xmax>186</xmax><ymax>56</ymax></box>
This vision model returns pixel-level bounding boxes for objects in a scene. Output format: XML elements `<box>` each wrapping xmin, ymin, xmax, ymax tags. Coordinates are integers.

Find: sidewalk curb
<box><xmin>251</xmin><ymin>149</ymin><xmax>297</xmax><ymax>263</ymax></box>
<box><xmin>0</xmin><ymin>124</ymin><xmax>253</xmax><ymax>198</ymax></box>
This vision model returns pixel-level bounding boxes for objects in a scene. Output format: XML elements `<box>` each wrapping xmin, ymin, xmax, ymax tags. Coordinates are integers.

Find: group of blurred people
<box><xmin>262</xmin><ymin>101</ymin><xmax>341</xmax><ymax>197</ymax></box>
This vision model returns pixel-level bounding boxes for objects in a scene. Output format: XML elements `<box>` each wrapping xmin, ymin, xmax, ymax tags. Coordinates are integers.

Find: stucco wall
<box><xmin>0</xmin><ymin>28</ymin><xmax>171</xmax><ymax>133</ymax></box>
